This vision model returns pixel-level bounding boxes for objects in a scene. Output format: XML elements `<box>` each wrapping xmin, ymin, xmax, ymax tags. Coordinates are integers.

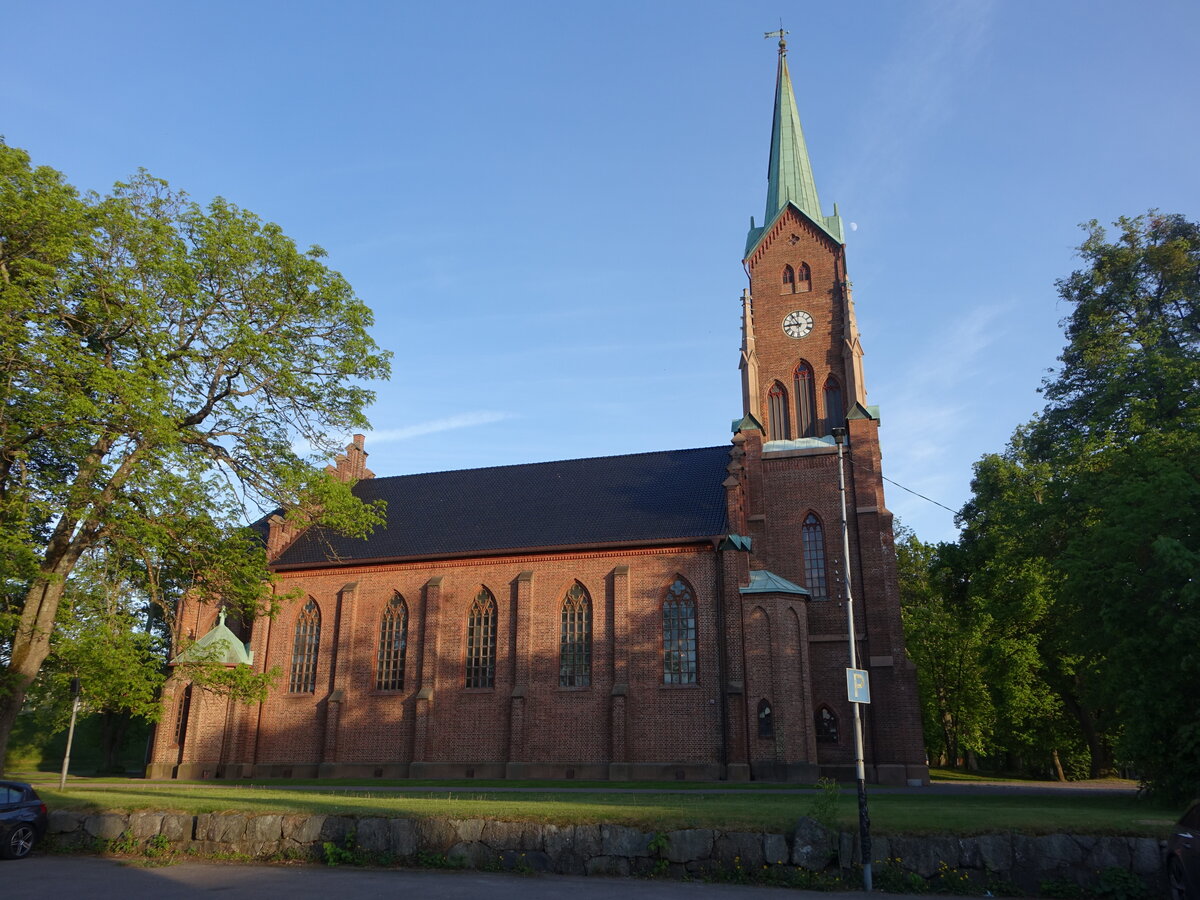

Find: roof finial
<box><xmin>764</xmin><ymin>25</ymin><xmax>788</xmax><ymax>55</ymax></box>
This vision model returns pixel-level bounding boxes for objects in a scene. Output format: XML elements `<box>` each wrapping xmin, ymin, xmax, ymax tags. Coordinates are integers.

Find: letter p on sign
<box><xmin>846</xmin><ymin>668</ymin><xmax>871</xmax><ymax>704</ymax></box>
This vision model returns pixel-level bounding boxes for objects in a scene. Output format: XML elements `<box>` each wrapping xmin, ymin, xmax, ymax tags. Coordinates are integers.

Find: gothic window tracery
<box><xmin>466</xmin><ymin>588</ymin><xmax>497</xmax><ymax>688</ymax></box>
<box><xmin>768</xmin><ymin>381</ymin><xmax>790</xmax><ymax>440</ymax></box>
<box><xmin>289</xmin><ymin>599</ymin><xmax>320</xmax><ymax>693</ymax></box>
<box><xmin>795</xmin><ymin>361</ymin><xmax>817</xmax><ymax>437</ymax></box>
<box><xmin>802</xmin><ymin>513</ymin><xmax>829</xmax><ymax>599</ymax></box>
<box><xmin>559</xmin><ymin>583</ymin><xmax>592</xmax><ymax>687</ymax></box>
<box><xmin>663</xmin><ymin>578</ymin><xmax>697</xmax><ymax>685</ymax></box>
<box><xmin>782</xmin><ymin>264</ymin><xmax>795</xmax><ymax>290</ymax></box>
<box><xmin>376</xmin><ymin>593</ymin><xmax>408</xmax><ymax>691</ymax></box>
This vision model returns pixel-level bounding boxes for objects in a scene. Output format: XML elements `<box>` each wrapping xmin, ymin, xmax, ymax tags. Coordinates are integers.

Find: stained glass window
<box><xmin>663</xmin><ymin>579</ymin><xmax>697</xmax><ymax>685</ymax></box>
<box><xmin>466</xmin><ymin>588</ymin><xmax>497</xmax><ymax>688</ymax></box>
<box><xmin>802</xmin><ymin>513</ymin><xmax>829</xmax><ymax>599</ymax></box>
<box><xmin>559</xmin><ymin>583</ymin><xmax>592</xmax><ymax>687</ymax></box>
<box><xmin>289</xmin><ymin>599</ymin><xmax>320</xmax><ymax>693</ymax></box>
<box><xmin>376</xmin><ymin>594</ymin><xmax>408</xmax><ymax>691</ymax></box>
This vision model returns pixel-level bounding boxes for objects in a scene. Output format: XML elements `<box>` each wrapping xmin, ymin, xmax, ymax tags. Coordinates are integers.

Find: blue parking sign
<box><xmin>846</xmin><ymin>668</ymin><xmax>871</xmax><ymax>704</ymax></box>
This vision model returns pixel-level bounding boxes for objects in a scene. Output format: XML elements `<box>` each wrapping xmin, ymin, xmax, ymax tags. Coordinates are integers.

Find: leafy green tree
<box><xmin>1029</xmin><ymin>213</ymin><xmax>1200</xmax><ymax>798</ymax></box>
<box><xmin>0</xmin><ymin>143</ymin><xmax>390</xmax><ymax>768</ymax></box>
<box><xmin>896</xmin><ymin>528</ymin><xmax>995</xmax><ymax>768</ymax></box>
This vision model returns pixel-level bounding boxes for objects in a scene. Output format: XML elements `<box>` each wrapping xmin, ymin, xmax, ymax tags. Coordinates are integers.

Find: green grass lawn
<box><xmin>33</xmin><ymin>782</ymin><xmax>1181</xmax><ymax>838</ymax></box>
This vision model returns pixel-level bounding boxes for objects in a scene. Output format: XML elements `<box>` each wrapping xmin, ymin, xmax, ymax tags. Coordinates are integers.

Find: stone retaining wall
<box><xmin>45</xmin><ymin>810</ymin><xmax>1166</xmax><ymax>895</ymax></box>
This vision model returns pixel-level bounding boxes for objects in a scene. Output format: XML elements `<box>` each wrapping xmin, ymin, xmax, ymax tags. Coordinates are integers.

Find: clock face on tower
<box><xmin>782</xmin><ymin>310</ymin><xmax>814</xmax><ymax>338</ymax></box>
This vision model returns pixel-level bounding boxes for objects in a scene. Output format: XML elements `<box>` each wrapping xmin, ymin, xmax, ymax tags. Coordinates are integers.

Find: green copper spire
<box><xmin>765</xmin><ymin>37</ymin><xmax>821</xmax><ymax>225</ymax></box>
<box><xmin>746</xmin><ymin>32</ymin><xmax>843</xmax><ymax>255</ymax></box>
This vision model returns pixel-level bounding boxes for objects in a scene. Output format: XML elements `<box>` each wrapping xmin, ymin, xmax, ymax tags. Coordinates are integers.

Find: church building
<box><xmin>148</xmin><ymin>38</ymin><xmax>928</xmax><ymax>785</ymax></box>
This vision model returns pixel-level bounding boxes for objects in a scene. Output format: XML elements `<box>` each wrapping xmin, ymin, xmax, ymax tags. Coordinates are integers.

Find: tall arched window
<box><xmin>797</xmin><ymin>262</ymin><xmax>812</xmax><ymax>292</ymax></box>
<box><xmin>663</xmin><ymin>578</ymin><xmax>697</xmax><ymax>684</ymax></box>
<box><xmin>824</xmin><ymin>376</ymin><xmax>844</xmax><ymax>433</ymax></box>
<box><xmin>758</xmin><ymin>698</ymin><xmax>775</xmax><ymax>738</ymax></box>
<box><xmin>559</xmin><ymin>583</ymin><xmax>592</xmax><ymax>687</ymax></box>
<box><xmin>794</xmin><ymin>361</ymin><xmax>817</xmax><ymax>437</ymax></box>
<box><xmin>289</xmin><ymin>599</ymin><xmax>320</xmax><ymax>693</ymax></box>
<box><xmin>782</xmin><ymin>264</ymin><xmax>795</xmax><ymax>290</ymax></box>
<box><xmin>376</xmin><ymin>593</ymin><xmax>408</xmax><ymax>691</ymax></box>
<box><xmin>802</xmin><ymin>513</ymin><xmax>829</xmax><ymax>599</ymax></box>
<box><xmin>767</xmin><ymin>381</ymin><xmax>790</xmax><ymax>440</ymax></box>
<box><xmin>466</xmin><ymin>588</ymin><xmax>497</xmax><ymax>688</ymax></box>
<box><xmin>815</xmin><ymin>705</ymin><xmax>839</xmax><ymax>743</ymax></box>
<box><xmin>172</xmin><ymin>684</ymin><xmax>192</xmax><ymax>747</ymax></box>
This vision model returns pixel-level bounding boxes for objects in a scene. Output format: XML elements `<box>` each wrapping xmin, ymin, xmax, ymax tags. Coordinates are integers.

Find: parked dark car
<box><xmin>1169</xmin><ymin>800</ymin><xmax>1200</xmax><ymax>900</ymax></box>
<box><xmin>0</xmin><ymin>780</ymin><xmax>47</xmax><ymax>859</ymax></box>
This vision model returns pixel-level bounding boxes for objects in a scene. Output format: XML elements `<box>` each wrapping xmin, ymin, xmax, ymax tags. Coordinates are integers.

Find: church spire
<box><xmin>764</xmin><ymin>32</ymin><xmax>822</xmax><ymax>227</ymax></box>
<box><xmin>746</xmin><ymin>30</ymin><xmax>843</xmax><ymax>256</ymax></box>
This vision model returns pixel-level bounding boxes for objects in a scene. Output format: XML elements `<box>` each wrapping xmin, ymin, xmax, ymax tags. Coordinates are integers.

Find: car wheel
<box><xmin>1169</xmin><ymin>857</ymin><xmax>1191</xmax><ymax>900</ymax></box>
<box><xmin>1</xmin><ymin>824</ymin><xmax>37</xmax><ymax>859</ymax></box>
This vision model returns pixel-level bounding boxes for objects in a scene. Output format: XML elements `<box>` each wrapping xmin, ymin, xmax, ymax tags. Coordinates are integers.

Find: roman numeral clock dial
<box><xmin>782</xmin><ymin>310</ymin><xmax>813</xmax><ymax>338</ymax></box>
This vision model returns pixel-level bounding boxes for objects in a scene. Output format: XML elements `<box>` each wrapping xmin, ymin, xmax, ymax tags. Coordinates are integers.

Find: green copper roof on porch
<box><xmin>745</xmin><ymin>34</ymin><xmax>843</xmax><ymax>255</ymax></box>
<box><xmin>171</xmin><ymin>609</ymin><xmax>254</xmax><ymax>667</ymax></box>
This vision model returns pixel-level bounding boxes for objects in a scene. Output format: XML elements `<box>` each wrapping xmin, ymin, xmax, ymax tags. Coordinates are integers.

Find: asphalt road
<box><xmin>1</xmin><ymin>855</ymin><xmax>977</xmax><ymax>900</ymax></box>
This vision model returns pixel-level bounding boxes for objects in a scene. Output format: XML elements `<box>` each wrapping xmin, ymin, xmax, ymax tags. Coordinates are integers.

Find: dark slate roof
<box><xmin>272</xmin><ymin>445</ymin><xmax>731</xmax><ymax>568</ymax></box>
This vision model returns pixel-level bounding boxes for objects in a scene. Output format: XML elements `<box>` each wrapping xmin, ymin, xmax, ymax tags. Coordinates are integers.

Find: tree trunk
<box><xmin>0</xmin><ymin>574</ymin><xmax>72</xmax><ymax>773</ymax></box>
<box><xmin>1052</xmin><ymin>748</ymin><xmax>1067</xmax><ymax>782</ymax></box>
<box><xmin>1060</xmin><ymin>686</ymin><xmax>1114</xmax><ymax>778</ymax></box>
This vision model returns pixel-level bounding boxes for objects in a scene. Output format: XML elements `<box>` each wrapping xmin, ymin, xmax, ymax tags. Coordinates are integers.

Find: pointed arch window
<box><xmin>824</xmin><ymin>376</ymin><xmax>844</xmax><ymax>434</ymax></box>
<box><xmin>376</xmin><ymin>593</ymin><xmax>409</xmax><ymax>691</ymax></box>
<box><xmin>815</xmin><ymin>705</ymin><xmax>839</xmax><ymax>743</ymax></box>
<box><xmin>794</xmin><ymin>361</ymin><xmax>817</xmax><ymax>437</ymax></box>
<box><xmin>172</xmin><ymin>684</ymin><xmax>192</xmax><ymax>747</ymax></box>
<box><xmin>289</xmin><ymin>599</ymin><xmax>320</xmax><ymax>693</ymax></box>
<box><xmin>782</xmin><ymin>264</ymin><xmax>795</xmax><ymax>291</ymax></box>
<box><xmin>663</xmin><ymin>578</ymin><xmax>697</xmax><ymax>685</ymax></box>
<box><xmin>802</xmin><ymin>513</ymin><xmax>829</xmax><ymax>599</ymax></box>
<box><xmin>767</xmin><ymin>381</ymin><xmax>790</xmax><ymax>440</ymax></box>
<box><xmin>758</xmin><ymin>698</ymin><xmax>775</xmax><ymax>738</ymax></box>
<box><xmin>559</xmin><ymin>583</ymin><xmax>592</xmax><ymax>687</ymax></box>
<box><xmin>466</xmin><ymin>588</ymin><xmax>497</xmax><ymax>688</ymax></box>
<box><xmin>797</xmin><ymin>262</ymin><xmax>812</xmax><ymax>292</ymax></box>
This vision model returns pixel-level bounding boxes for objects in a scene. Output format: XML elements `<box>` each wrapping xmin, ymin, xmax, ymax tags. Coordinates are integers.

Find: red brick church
<box><xmin>148</xmin><ymin>38</ymin><xmax>928</xmax><ymax>785</ymax></box>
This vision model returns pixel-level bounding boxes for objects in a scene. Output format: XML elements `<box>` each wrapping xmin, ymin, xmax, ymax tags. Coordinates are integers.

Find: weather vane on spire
<box><xmin>764</xmin><ymin>25</ymin><xmax>788</xmax><ymax>55</ymax></box>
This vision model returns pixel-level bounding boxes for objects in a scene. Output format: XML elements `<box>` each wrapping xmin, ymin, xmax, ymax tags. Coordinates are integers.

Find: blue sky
<box><xmin>5</xmin><ymin>1</ymin><xmax>1198</xmax><ymax>543</ymax></box>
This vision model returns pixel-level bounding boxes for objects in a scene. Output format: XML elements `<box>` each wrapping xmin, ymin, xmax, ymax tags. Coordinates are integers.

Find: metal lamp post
<box><xmin>59</xmin><ymin>677</ymin><xmax>82</xmax><ymax>791</ymax></box>
<box><xmin>831</xmin><ymin>426</ymin><xmax>872</xmax><ymax>891</ymax></box>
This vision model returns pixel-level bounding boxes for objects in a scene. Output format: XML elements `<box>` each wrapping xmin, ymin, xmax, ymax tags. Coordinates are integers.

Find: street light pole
<box><xmin>59</xmin><ymin>677</ymin><xmax>81</xmax><ymax>791</ymax></box>
<box><xmin>831</xmin><ymin>426</ymin><xmax>872</xmax><ymax>891</ymax></box>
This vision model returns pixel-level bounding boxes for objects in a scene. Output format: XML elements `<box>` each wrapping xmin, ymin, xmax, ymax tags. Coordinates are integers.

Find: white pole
<box><xmin>59</xmin><ymin>690</ymin><xmax>81</xmax><ymax>791</ymax></box>
<box><xmin>833</xmin><ymin>427</ymin><xmax>872</xmax><ymax>891</ymax></box>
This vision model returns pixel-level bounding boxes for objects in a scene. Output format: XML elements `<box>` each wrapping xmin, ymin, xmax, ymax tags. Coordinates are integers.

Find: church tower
<box><xmin>740</xmin><ymin>32</ymin><xmax>865</xmax><ymax>441</ymax></box>
<box><xmin>724</xmin><ymin>33</ymin><xmax>928</xmax><ymax>786</ymax></box>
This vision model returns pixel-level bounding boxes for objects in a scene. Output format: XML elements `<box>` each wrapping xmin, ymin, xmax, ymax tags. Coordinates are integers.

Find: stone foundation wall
<box><xmin>45</xmin><ymin>810</ymin><xmax>1166</xmax><ymax>895</ymax></box>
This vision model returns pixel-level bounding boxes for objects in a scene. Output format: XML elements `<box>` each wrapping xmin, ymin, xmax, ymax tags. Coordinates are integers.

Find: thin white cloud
<box><xmin>836</xmin><ymin>0</ymin><xmax>996</xmax><ymax>201</ymax></box>
<box><xmin>367</xmin><ymin>411</ymin><xmax>514</xmax><ymax>444</ymax></box>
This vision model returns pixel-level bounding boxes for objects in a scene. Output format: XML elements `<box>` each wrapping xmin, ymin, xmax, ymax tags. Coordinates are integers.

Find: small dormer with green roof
<box><xmin>171</xmin><ymin>609</ymin><xmax>254</xmax><ymax>668</ymax></box>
